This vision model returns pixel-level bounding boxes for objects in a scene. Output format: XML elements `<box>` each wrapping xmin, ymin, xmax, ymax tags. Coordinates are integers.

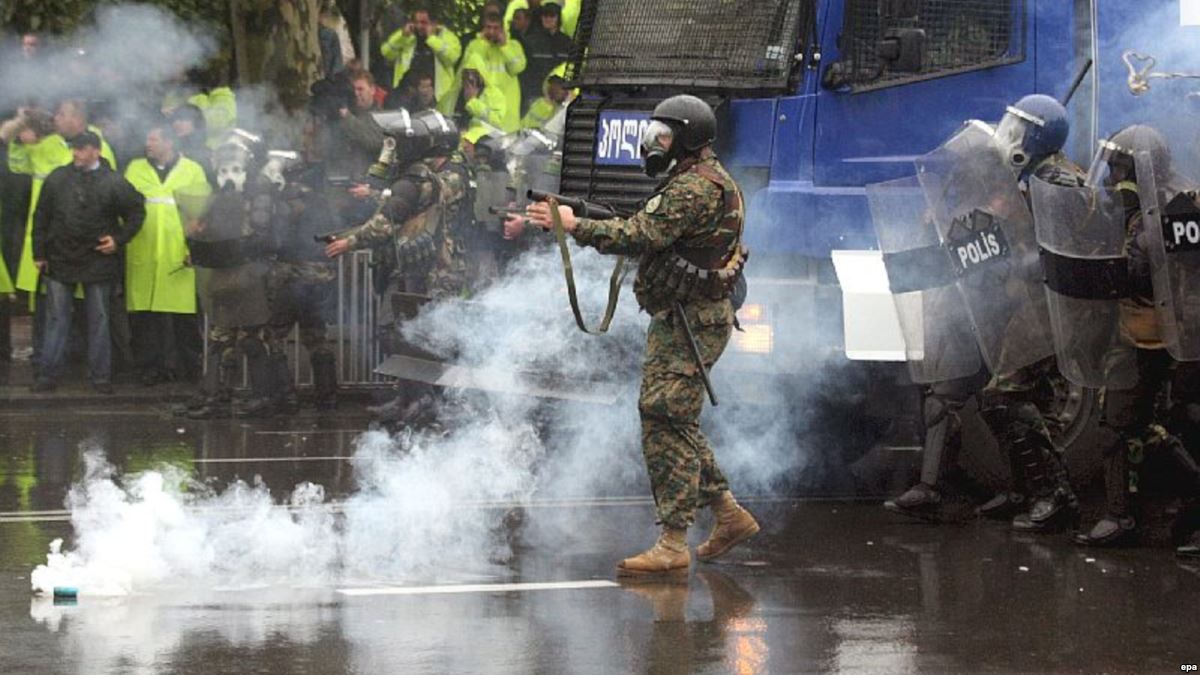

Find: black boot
<box><xmin>1012</xmin><ymin>493</ymin><xmax>1078</xmax><ymax>533</ymax></box>
<box><xmin>183</xmin><ymin>348</ymin><xmax>235</xmax><ymax>419</ymax></box>
<box><xmin>311</xmin><ymin>351</ymin><xmax>338</xmax><ymax>410</ymax></box>
<box><xmin>270</xmin><ymin>353</ymin><xmax>299</xmax><ymax>416</ymax></box>
<box><xmin>1074</xmin><ymin>515</ymin><xmax>1137</xmax><ymax>546</ymax></box>
<box><xmin>884</xmin><ymin>483</ymin><xmax>943</xmax><ymax>519</ymax></box>
<box><xmin>978</xmin><ymin>491</ymin><xmax>1026</xmax><ymax>519</ymax></box>
<box><xmin>236</xmin><ymin>339</ymin><xmax>276</xmax><ymax>419</ymax></box>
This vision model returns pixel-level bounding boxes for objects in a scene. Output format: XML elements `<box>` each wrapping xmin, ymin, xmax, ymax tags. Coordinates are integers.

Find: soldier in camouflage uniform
<box><xmin>263</xmin><ymin>154</ymin><xmax>341</xmax><ymax>411</ymax></box>
<box><xmin>887</xmin><ymin>95</ymin><xmax>1084</xmax><ymax>532</ymax></box>
<box><xmin>325</xmin><ymin>109</ymin><xmax>470</xmax><ymax>304</ymax></box>
<box><xmin>526</xmin><ymin>95</ymin><xmax>759</xmax><ymax>577</ymax></box>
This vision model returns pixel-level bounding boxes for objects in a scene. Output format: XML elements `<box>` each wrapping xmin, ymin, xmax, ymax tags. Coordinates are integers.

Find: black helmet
<box><xmin>651</xmin><ymin>94</ymin><xmax>716</xmax><ymax>152</ymax></box>
<box><xmin>1105</xmin><ymin>124</ymin><xmax>1172</xmax><ymax>186</ymax></box>
<box><xmin>372</xmin><ymin>108</ymin><xmax>460</xmax><ymax>165</ymax></box>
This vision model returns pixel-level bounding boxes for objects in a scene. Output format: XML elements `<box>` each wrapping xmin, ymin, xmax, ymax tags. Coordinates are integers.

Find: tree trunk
<box><xmin>231</xmin><ymin>0</ymin><xmax>322</xmax><ymax>112</ymax></box>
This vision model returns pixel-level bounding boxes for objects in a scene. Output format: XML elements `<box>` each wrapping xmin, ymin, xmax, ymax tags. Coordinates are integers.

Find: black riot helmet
<box><xmin>651</xmin><ymin>95</ymin><xmax>717</xmax><ymax>152</ymax></box>
<box><xmin>368</xmin><ymin>108</ymin><xmax>460</xmax><ymax>180</ymax></box>
<box><xmin>1103</xmin><ymin>124</ymin><xmax>1172</xmax><ymax>187</ymax></box>
<box><xmin>641</xmin><ymin>94</ymin><xmax>716</xmax><ymax>177</ymax></box>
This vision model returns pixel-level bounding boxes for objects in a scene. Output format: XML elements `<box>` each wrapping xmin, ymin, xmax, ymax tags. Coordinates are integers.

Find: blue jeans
<box><xmin>41</xmin><ymin>278</ymin><xmax>113</xmax><ymax>384</ymax></box>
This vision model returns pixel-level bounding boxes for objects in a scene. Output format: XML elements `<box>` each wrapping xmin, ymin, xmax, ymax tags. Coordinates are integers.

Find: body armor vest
<box><xmin>642</xmin><ymin>160</ymin><xmax>748</xmax><ymax>305</ymax></box>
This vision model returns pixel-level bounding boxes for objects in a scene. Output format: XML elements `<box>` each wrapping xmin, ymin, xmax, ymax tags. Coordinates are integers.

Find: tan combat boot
<box><xmin>696</xmin><ymin>491</ymin><xmax>760</xmax><ymax>561</ymax></box>
<box><xmin>616</xmin><ymin>528</ymin><xmax>690</xmax><ymax>577</ymax></box>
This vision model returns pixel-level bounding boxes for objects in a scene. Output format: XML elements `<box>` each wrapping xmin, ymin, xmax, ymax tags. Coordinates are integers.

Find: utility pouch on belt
<box><xmin>648</xmin><ymin>162</ymin><xmax>749</xmax><ymax>305</ymax></box>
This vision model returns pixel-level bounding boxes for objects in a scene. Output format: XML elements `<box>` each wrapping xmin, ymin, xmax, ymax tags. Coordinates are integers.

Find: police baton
<box><xmin>674</xmin><ymin>300</ymin><xmax>718</xmax><ymax>407</ymax></box>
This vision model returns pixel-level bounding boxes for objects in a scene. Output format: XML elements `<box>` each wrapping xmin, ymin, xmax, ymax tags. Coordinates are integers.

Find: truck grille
<box><xmin>559</xmin><ymin>96</ymin><xmax>661</xmax><ymax>215</ymax></box>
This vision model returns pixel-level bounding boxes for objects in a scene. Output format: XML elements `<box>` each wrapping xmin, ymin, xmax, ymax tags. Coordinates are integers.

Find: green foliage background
<box><xmin>1</xmin><ymin>0</ymin><xmax>228</xmax><ymax>34</ymax></box>
<box><xmin>2</xmin><ymin>1</ymin><xmax>493</xmax><ymax>37</ymax></box>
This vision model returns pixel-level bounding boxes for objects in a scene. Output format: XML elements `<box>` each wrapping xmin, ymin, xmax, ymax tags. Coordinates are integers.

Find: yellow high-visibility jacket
<box><xmin>459</xmin><ymin>36</ymin><xmax>526</xmax><ymax>133</ymax></box>
<box><xmin>381</xmin><ymin>27</ymin><xmax>463</xmax><ymax>115</ymax></box>
<box><xmin>123</xmin><ymin>156</ymin><xmax>211</xmax><ymax>313</ymax></box>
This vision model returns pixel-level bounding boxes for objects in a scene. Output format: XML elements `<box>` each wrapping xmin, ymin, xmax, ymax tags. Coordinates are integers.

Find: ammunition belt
<box><xmin>645</xmin><ymin>245</ymin><xmax>749</xmax><ymax>303</ymax></box>
<box><xmin>394</xmin><ymin>232</ymin><xmax>437</xmax><ymax>269</ymax></box>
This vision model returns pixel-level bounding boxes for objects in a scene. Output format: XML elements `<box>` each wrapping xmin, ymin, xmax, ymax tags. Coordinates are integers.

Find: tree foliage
<box><xmin>1</xmin><ymin>0</ymin><xmax>228</xmax><ymax>35</ymax></box>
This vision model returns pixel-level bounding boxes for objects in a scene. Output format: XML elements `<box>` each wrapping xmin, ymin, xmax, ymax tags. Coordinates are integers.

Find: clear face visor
<box><xmin>1085</xmin><ymin>139</ymin><xmax>1134</xmax><ymax>189</ymax></box>
<box><xmin>993</xmin><ymin>106</ymin><xmax>1044</xmax><ymax>169</ymax></box>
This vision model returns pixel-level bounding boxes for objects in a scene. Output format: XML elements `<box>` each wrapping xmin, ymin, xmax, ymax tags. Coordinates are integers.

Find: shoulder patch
<box><xmin>645</xmin><ymin>194</ymin><xmax>663</xmax><ymax>214</ymax></box>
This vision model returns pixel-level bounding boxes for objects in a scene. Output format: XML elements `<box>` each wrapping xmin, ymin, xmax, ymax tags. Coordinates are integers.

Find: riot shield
<box><xmin>1030</xmin><ymin>174</ymin><xmax>1137</xmax><ymax>388</ymax></box>
<box><xmin>915</xmin><ymin>123</ymin><xmax>1055</xmax><ymax>377</ymax></box>
<box><xmin>1135</xmin><ymin>151</ymin><xmax>1200</xmax><ymax>361</ymax></box>
<box><xmin>868</xmin><ymin>176</ymin><xmax>981</xmax><ymax>383</ymax></box>
<box><xmin>186</xmin><ymin>191</ymin><xmax>271</xmax><ymax>328</ymax></box>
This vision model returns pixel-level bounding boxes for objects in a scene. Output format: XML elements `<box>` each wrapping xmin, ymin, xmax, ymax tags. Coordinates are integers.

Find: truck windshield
<box><xmin>571</xmin><ymin>0</ymin><xmax>813</xmax><ymax>91</ymax></box>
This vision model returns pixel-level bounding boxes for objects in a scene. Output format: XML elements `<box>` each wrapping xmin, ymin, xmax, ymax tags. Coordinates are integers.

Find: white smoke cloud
<box><xmin>29</xmin><ymin>224</ymin><xmax>842</xmax><ymax>598</ymax></box>
<box><xmin>0</xmin><ymin>5</ymin><xmax>216</xmax><ymax>111</ymax></box>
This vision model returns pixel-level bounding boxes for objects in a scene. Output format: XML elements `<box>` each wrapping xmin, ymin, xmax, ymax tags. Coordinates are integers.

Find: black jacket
<box><xmin>519</xmin><ymin>28</ymin><xmax>574</xmax><ymax>112</ymax></box>
<box><xmin>33</xmin><ymin>162</ymin><xmax>145</xmax><ymax>284</ymax></box>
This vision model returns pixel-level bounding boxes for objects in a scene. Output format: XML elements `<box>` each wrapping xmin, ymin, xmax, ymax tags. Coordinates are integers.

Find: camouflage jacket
<box><xmin>343</xmin><ymin>153</ymin><xmax>471</xmax><ymax>296</ymax></box>
<box><xmin>1024</xmin><ymin>152</ymin><xmax>1085</xmax><ymax>192</ymax></box>
<box><xmin>573</xmin><ymin>149</ymin><xmax>744</xmax><ymax>313</ymax></box>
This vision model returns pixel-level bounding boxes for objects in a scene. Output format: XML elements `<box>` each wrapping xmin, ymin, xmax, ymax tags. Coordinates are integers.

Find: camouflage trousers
<box><xmin>979</xmin><ymin>357</ymin><xmax>1074</xmax><ymax>503</ymax></box>
<box><xmin>204</xmin><ymin>324</ymin><xmax>277</xmax><ymax>395</ymax></box>
<box><xmin>1102</xmin><ymin>349</ymin><xmax>1200</xmax><ymax>516</ymax></box>
<box><xmin>638</xmin><ymin>298</ymin><xmax>734</xmax><ymax>530</ymax></box>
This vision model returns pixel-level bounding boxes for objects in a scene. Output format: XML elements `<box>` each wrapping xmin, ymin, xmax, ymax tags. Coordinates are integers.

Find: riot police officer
<box><xmin>524</xmin><ymin>95</ymin><xmax>759</xmax><ymax>577</ymax></box>
<box><xmin>1071</xmin><ymin>125</ymin><xmax>1200</xmax><ymax>547</ymax></box>
<box><xmin>184</xmin><ymin>130</ymin><xmax>283</xmax><ymax>419</ymax></box>
<box><xmin>262</xmin><ymin>152</ymin><xmax>341</xmax><ymax>411</ymax></box>
<box><xmin>324</xmin><ymin>108</ymin><xmax>472</xmax><ymax>304</ymax></box>
<box><xmin>885</xmin><ymin>94</ymin><xmax>1085</xmax><ymax>532</ymax></box>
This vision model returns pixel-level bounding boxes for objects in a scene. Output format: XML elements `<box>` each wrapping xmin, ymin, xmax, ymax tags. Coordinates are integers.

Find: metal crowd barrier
<box><xmin>201</xmin><ymin>250</ymin><xmax>384</xmax><ymax>389</ymax></box>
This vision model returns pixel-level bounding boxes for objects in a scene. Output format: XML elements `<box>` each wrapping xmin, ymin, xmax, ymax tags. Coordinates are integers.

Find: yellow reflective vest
<box><xmin>16</xmin><ymin>128</ymin><xmax>117</xmax><ymax>293</ymax></box>
<box><xmin>187</xmin><ymin>87</ymin><xmax>238</xmax><ymax>150</ymax></box>
<box><xmin>459</xmin><ymin>37</ymin><xmax>526</xmax><ymax>134</ymax></box>
<box><xmin>123</xmin><ymin>156</ymin><xmax>211</xmax><ymax>313</ymax></box>
<box><xmin>381</xmin><ymin>28</ymin><xmax>463</xmax><ymax>115</ymax></box>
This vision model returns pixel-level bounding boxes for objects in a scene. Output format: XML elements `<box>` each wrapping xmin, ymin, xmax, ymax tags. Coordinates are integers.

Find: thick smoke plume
<box><xmin>31</xmin><ymin>236</ymin><xmax>848</xmax><ymax>595</ymax></box>
<box><xmin>0</xmin><ymin>5</ymin><xmax>216</xmax><ymax>111</ymax></box>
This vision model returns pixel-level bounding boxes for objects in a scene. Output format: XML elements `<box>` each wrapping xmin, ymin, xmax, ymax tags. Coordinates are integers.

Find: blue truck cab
<box><xmin>560</xmin><ymin>0</ymin><xmax>1200</xmax><ymax>381</ymax></box>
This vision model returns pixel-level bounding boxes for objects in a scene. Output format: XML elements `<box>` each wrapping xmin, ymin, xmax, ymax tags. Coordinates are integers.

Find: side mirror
<box><xmin>878</xmin><ymin>28</ymin><xmax>925</xmax><ymax>73</ymax></box>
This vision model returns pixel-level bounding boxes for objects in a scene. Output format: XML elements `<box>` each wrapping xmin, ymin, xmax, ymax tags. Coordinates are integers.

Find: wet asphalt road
<box><xmin>1</xmin><ymin>405</ymin><xmax>1198</xmax><ymax>674</ymax></box>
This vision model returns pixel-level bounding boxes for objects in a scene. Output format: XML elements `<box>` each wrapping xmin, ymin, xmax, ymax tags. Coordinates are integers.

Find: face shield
<box><xmin>993</xmin><ymin>106</ymin><xmax>1045</xmax><ymax>170</ymax></box>
<box><xmin>1085</xmin><ymin>139</ymin><xmax>1134</xmax><ymax>189</ymax></box>
<box><xmin>641</xmin><ymin>120</ymin><xmax>676</xmax><ymax>178</ymax></box>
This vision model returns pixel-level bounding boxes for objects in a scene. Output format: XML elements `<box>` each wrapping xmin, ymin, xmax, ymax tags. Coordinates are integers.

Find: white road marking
<box><xmin>338</xmin><ymin>580</ymin><xmax>618</xmax><ymax>597</ymax></box>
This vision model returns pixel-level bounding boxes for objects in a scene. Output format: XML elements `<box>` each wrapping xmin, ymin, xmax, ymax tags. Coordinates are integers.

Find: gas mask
<box><xmin>260</xmin><ymin>150</ymin><xmax>301</xmax><ymax>192</ymax></box>
<box><xmin>368</xmin><ymin>137</ymin><xmax>398</xmax><ymax>182</ymax></box>
<box><xmin>640</xmin><ymin>120</ymin><xmax>677</xmax><ymax>178</ymax></box>
<box><xmin>214</xmin><ymin>147</ymin><xmax>251</xmax><ymax>192</ymax></box>
<box><xmin>213</xmin><ymin>130</ymin><xmax>261</xmax><ymax>192</ymax></box>
<box><xmin>993</xmin><ymin>106</ymin><xmax>1044</xmax><ymax>171</ymax></box>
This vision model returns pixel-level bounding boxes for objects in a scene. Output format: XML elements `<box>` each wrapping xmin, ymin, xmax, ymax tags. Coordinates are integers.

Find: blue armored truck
<box><xmin>554</xmin><ymin>0</ymin><xmax>1200</xmax><ymax>484</ymax></box>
